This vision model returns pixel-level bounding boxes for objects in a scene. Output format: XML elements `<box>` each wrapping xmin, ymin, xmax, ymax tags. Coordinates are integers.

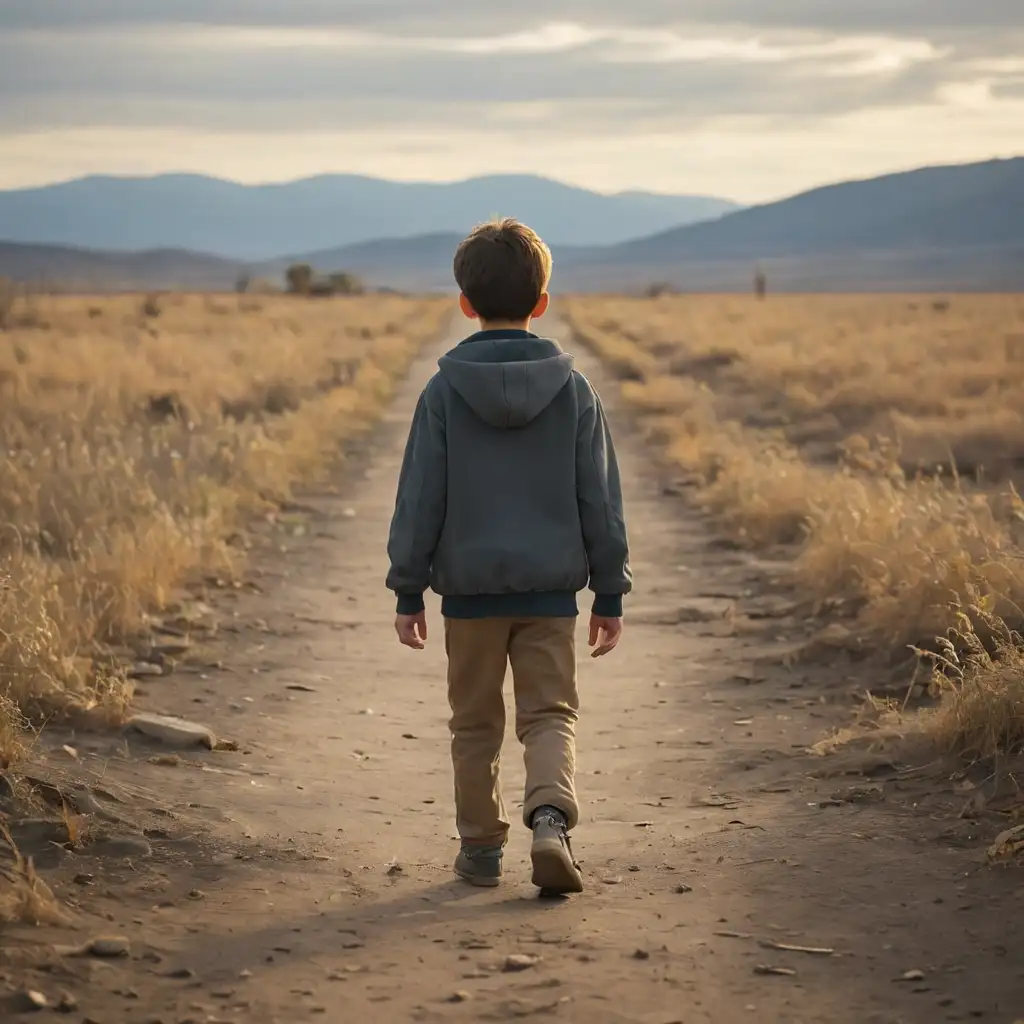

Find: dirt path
<box><xmin>6</xmin><ymin>322</ymin><xmax>1023</xmax><ymax>1023</ymax></box>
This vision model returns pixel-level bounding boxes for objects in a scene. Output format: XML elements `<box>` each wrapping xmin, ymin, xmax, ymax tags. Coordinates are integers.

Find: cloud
<box><xmin>2</xmin><ymin>1</ymin><xmax>1023</xmax><ymax>32</ymax></box>
<box><xmin>1</xmin><ymin>3</ymin><xmax>1022</xmax><ymax>198</ymax></box>
<box><xmin>0</xmin><ymin>21</ymin><xmax>984</xmax><ymax>124</ymax></box>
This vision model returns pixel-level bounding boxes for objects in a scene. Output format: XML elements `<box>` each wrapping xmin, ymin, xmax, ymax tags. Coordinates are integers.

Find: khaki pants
<box><xmin>444</xmin><ymin>617</ymin><xmax>579</xmax><ymax>847</ymax></box>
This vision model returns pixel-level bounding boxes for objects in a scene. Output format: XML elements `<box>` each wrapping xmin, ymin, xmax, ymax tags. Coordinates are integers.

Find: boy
<box><xmin>385</xmin><ymin>218</ymin><xmax>631</xmax><ymax>895</ymax></box>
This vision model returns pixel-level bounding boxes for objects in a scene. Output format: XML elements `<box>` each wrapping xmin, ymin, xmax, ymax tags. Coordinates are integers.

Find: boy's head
<box><xmin>454</xmin><ymin>218</ymin><xmax>552</xmax><ymax>327</ymax></box>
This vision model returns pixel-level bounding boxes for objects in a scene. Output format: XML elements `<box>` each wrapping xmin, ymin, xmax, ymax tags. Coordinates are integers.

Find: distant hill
<box><xmin>1</xmin><ymin>157</ymin><xmax>1021</xmax><ymax>293</ymax></box>
<box><xmin>280</xmin><ymin>156</ymin><xmax>1024</xmax><ymax>292</ymax></box>
<box><xmin>0</xmin><ymin>173</ymin><xmax>739</xmax><ymax>259</ymax></box>
<box><xmin>0</xmin><ymin>241</ymin><xmax>244</xmax><ymax>291</ymax></box>
<box><xmin>597</xmin><ymin>156</ymin><xmax>1024</xmax><ymax>264</ymax></box>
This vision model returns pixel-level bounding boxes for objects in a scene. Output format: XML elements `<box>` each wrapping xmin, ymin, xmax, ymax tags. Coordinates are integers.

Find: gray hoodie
<box><xmin>386</xmin><ymin>330</ymin><xmax>631</xmax><ymax>619</ymax></box>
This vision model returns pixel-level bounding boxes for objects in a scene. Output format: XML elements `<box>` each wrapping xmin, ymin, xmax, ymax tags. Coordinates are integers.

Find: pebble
<box><xmin>128</xmin><ymin>712</ymin><xmax>216</xmax><ymax>749</ymax></box>
<box><xmin>56</xmin><ymin>992</ymin><xmax>79</xmax><ymax>1013</ymax></box>
<box><xmin>503</xmin><ymin>954</ymin><xmax>541</xmax><ymax>972</ymax></box>
<box><xmin>19</xmin><ymin>989</ymin><xmax>48</xmax><ymax>1011</ymax></box>
<box><xmin>129</xmin><ymin>661</ymin><xmax>164</xmax><ymax>678</ymax></box>
<box><xmin>89</xmin><ymin>936</ymin><xmax>131</xmax><ymax>958</ymax></box>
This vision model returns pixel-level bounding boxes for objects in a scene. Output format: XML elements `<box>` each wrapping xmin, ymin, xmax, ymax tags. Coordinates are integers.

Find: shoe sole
<box><xmin>454</xmin><ymin>867</ymin><xmax>501</xmax><ymax>888</ymax></box>
<box><xmin>531</xmin><ymin>836</ymin><xmax>584</xmax><ymax>894</ymax></box>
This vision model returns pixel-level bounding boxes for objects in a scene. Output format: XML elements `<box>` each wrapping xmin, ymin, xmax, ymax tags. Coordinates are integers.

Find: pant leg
<box><xmin>508</xmin><ymin>618</ymin><xmax>580</xmax><ymax>830</ymax></box>
<box><xmin>444</xmin><ymin>617</ymin><xmax>513</xmax><ymax>847</ymax></box>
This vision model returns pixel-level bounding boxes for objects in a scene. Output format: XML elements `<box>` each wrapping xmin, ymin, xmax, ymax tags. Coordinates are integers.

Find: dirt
<box><xmin>3</xmin><ymin>323</ymin><xmax>1023</xmax><ymax>1024</ymax></box>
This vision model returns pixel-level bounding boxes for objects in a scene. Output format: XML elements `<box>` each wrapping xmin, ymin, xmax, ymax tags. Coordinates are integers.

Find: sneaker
<box><xmin>453</xmin><ymin>844</ymin><xmax>503</xmax><ymax>887</ymax></box>
<box><xmin>530</xmin><ymin>808</ymin><xmax>584</xmax><ymax>894</ymax></box>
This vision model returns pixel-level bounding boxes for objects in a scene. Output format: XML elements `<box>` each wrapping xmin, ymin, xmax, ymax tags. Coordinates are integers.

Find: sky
<box><xmin>2</xmin><ymin>2</ymin><xmax>1023</xmax><ymax>203</ymax></box>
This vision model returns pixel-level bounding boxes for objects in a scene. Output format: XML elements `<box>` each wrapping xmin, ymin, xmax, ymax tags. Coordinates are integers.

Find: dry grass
<box><xmin>1</xmin><ymin>826</ymin><xmax>69</xmax><ymax>926</ymax></box>
<box><xmin>0</xmin><ymin>292</ymin><xmax>448</xmax><ymax>763</ymax></box>
<box><xmin>564</xmin><ymin>293</ymin><xmax>1024</xmax><ymax>758</ymax></box>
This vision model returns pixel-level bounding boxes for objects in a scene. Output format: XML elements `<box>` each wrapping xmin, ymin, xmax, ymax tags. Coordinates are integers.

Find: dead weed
<box><xmin>0</xmin><ymin>293</ymin><xmax>448</xmax><ymax>759</ymax></box>
<box><xmin>565</xmin><ymin>294</ymin><xmax>1024</xmax><ymax>759</ymax></box>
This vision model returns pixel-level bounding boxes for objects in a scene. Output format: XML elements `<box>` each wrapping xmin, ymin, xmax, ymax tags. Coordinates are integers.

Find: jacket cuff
<box><xmin>396</xmin><ymin>592</ymin><xmax>426</xmax><ymax>615</ymax></box>
<box><xmin>592</xmin><ymin>593</ymin><xmax>623</xmax><ymax>618</ymax></box>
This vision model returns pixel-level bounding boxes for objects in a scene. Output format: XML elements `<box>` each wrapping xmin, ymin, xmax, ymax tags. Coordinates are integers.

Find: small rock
<box><xmin>897</xmin><ymin>969</ymin><xmax>926</xmax><ymax>982</ymax></box>
<box><xmin>18</xmin><ymin>989</ymin><xmax>48</xmax><ymax>1011</ymax></box>
<box><xmin>632</xmin><ymin>949</ymin><xmax>650</xmax><ymax>960</ymax></box>
<box><xmin>503</xmin><ymin>954</ymin><xmax>541</xmax><ymax>972</ymax></box>
<box><xmin>56</xmin><ymin>992</ymin><xmax>78</xmax><ymax>1013</ymax></box>
<box><xmin>149</xmin><ymin>754</ymin><xmax>182</xmax><ymax>767</ymax></box>
<box><xmin>342</xmin><ymin>508</ymin><xmax>357</xmax><ymax>518</ymax></box>
<box><xmin>88</xmin><ymin>936</ymin><xmax>131</xmax><ymax>958</ymax></box>
<box><xmin>674</xmin><ymin>883</ymin><xmax>693</xmax><ymax>894</ymax></box>
<box><xmin>168</xmin><ymin>967</ymin><xmax>196</xmax><ymax>979</ymax></box>
<box><xmin>128</xmin><ymin>712</ymin><xmax>216</xmax><ymax>749</ymax></box>
<box><xmin>188</xmin><ymin>889</ymin><xmax>206</xmax><ymax>900</ymax></box>
<box><xmin>448</xmin><ymin>991</ymin><xmax>473</xmax><ymax>1003</ymax></box>
<box><xmin>129</xmin><ymin>662</ymin><xmax>164</xmax><ymax>678</ymax></box>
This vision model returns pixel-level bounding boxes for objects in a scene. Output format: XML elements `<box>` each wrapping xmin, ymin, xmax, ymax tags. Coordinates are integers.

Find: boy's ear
<box><xmin>458</xmin><ymin>293</ymin><xmax>477</xmax><ymax>319</ymax></box>
<box><xmin>532</xmin><ymin>293</ymin><xmax>550</xmax><ymax>319</ymax></box>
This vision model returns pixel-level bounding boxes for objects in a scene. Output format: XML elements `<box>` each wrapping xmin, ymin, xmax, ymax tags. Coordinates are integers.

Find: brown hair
<box><xmin>453</xmin><ymin>218</ymin><xmax>552</xmax><ymax>322</ymax></box>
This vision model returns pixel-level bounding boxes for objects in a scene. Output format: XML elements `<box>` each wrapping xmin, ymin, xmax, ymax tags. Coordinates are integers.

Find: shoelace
<box><xmin>466</xmin><ymin>845</ymin><xmax>502</xmax><ymax>862</ymax></box>
<box><xmin>539</xmin><ymin>814</ymin><xmax>580</xmax><ymax>869</ymax></box>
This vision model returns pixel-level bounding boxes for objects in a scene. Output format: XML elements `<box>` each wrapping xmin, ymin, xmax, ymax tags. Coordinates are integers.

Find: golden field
<box><xmin>563</xmin><ymin>293</ymin><xmax>1024</xmax><ymax>760</ymax></box>
<box><xmin>0</xmin><ymin>291</ymin><xmax>449</xmax><ymax>766</ymax></box>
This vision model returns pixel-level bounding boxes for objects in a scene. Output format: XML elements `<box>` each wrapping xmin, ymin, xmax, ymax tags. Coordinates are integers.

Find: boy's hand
<box><xmin>588</xmin><ymin>615</ymin><xmax>623</xmax><ymax>658</ymax></box>
<box><xmin>395</xmin><ymin>612</ymin><xmax>428</xmax><ymax>649</ymax></box>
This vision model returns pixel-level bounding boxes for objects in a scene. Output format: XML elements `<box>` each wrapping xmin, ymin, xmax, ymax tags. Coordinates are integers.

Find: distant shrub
<box><xmin>235</xmin><ymin>272</ymin><xmax>252</xmax><ymax>294</ymax></box>
<box><xmin>754</xmin><ymin>268</ymin><xmax>767</xmax><ymax>299</ymax></box>
<box><xmin>644</xmin><ymin>281</ymin><xmax>674</xmax><ymax>298</ymax></box>
<box><xmin>0</xmin><ymin>277</ymin><xmax>15</xmax><ymax>330</ymax></box>
<box><xmin>327</xmin><ymin>272</ymin><xmax>364</xmax><ymax>296</ymax></box>
<box><xmin>285</xmin><ymin>263</ymin><xmax>314</xmax><ymax>295</ymax></box>
<box><xmin>141</xmin><ymin>293</ymin><xmax>162</xmax><ymax>318</ymax></box>
<box><xmin>287</xmin><ymin>264</ymin><xmax>364</xmax><ymax>298</ymax></box>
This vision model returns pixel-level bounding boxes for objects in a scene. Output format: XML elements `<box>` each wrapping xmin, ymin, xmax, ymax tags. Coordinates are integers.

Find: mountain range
<box><xmin>0</xmin><ymin>157</ymin><xmax>1021</xmax><ymax>293</ymax></box>
<box><xmin>0</xmin><ymin>173</ymin><xmax>738</xmax><ymax>258</ymax></box>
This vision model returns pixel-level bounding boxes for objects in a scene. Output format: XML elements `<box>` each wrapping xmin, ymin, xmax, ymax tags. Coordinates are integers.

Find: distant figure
<box><xmin>754</xmin><ymin>267</ymin><xmax>767</xmax><ymax>299</ymax></box>
<box><xmin>386</xmin><ymin>218</ymin><xmax>631</xmax><ymax>896</ymax></box>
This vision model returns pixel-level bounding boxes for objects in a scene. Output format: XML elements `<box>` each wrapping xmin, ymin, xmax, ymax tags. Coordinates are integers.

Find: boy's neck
<box><xmin>475</xmin><ymin>318</ymin><xmax>533</xmax><ymax>333</ymax></box>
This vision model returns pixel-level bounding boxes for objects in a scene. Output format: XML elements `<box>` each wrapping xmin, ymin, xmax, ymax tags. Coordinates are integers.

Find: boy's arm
<box><xmin>576</xmin><ymin>385</ymin><xmax>631</xmax><ymax>615</ymax></box>
<box><xmin>386</xmin><ymin>387</ymin><xmax>446</xmax><ymax>613</ymax></box>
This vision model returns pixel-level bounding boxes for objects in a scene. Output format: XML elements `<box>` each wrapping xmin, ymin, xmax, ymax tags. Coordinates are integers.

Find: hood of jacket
<box><xmin>437</xmin><ymin>332</ymin><xmax>575</xmax><ymax>429</ymax></box>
